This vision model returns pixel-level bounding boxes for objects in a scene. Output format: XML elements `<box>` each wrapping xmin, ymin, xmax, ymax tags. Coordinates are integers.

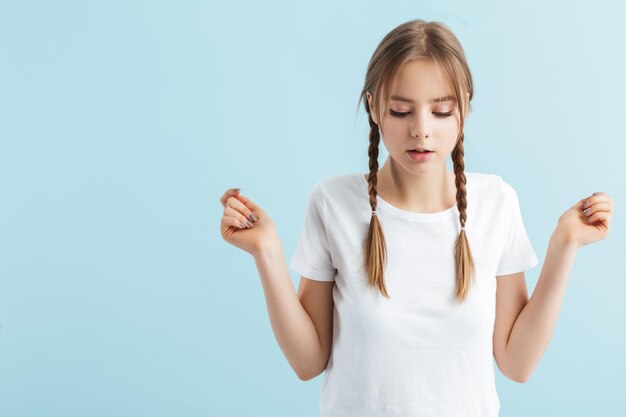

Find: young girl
<box><xmin>219</xmin><ymin>19</ymin><xmax>613</xmax><ymax>417</ymax></box>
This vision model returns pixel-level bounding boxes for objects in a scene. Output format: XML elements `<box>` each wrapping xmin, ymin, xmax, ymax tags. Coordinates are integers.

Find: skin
<box><xmin>361</xmin><ymin>59</ymin><xmax>615</xmax><ymax>381</ymax></box>
<box><xmin>495</xmin><ymin>192</ymin><xmax>614</xmax><ymax>382</ymax></box>
<box><xmin>219</xmin><ymin>58</ymin><xmax>615</xmax><ymax>383</ymax></box>
<box><xmin>365</xmin><ymin>58</ymin><xmax>469</xmax><ymax>213</ymax></box>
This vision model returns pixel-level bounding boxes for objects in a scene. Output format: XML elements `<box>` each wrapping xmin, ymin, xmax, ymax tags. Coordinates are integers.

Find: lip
<box><xmin>407</xmin><ymin>150</ymin><xmax>434</xmax><ymax>162</ymax></box>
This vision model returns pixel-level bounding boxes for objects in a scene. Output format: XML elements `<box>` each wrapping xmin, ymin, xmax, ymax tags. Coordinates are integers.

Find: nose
<box><xmin>410</xmin><ymin>111</ymin><xmax>432</xmax><ymax>138</ymax></box>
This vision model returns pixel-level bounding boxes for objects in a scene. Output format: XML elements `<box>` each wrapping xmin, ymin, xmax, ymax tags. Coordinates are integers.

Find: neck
<box><xmin>376</xmin><ymin>157</ymin><xmax>456</xmax><ymax>213</ymax></box>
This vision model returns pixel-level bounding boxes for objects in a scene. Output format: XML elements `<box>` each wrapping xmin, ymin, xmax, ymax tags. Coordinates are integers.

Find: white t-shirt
<box><xmin>289</xmin><ymin>171</ymin><xmax>539</xmax><ymax>417</ymax></box>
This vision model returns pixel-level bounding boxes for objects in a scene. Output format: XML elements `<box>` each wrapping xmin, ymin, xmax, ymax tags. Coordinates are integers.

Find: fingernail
<box><xmin>233</xmin><ymin>188</ymin><xmax>240</xmax><ymax>193</ymax></box>
<box><xmin>583</xmin><ymin>208</ymin><xmax>591</xmax><ymax>215</ymax></box>
<box><xmin>238</xmin><ymin>221</ymin><xmax>246</xmax><ymax>228</ymax></box>
<box><xmin>248</xmin><ymin>213</ymin><xmax>258</xmax><ymax>222</ymax></box>
<box><xmin>583</xmin><ymin>200</ymin><xmax>589</xmax><ymax>208</ymax></box>
<box><xmin>246</xmin><ymin>220</ymin><xmax>254</xmax><ymax>228</ymax></box>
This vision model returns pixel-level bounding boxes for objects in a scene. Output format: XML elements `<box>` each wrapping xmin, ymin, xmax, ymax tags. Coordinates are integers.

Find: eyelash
<box><xmin>390</xmin><ymin>110</ymin><xmax>453</xmax><ymax>118</ymax></box>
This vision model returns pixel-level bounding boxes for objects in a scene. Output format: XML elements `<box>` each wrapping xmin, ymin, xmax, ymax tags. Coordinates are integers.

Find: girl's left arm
<box><xmin>504</xmin><ymin>192</ymin><xmax>614</xmax><ymax>382</ymax></box>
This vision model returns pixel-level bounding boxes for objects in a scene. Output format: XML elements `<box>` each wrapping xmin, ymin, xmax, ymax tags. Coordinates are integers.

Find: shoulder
<box><xmin>314</xmin><ymin>172</ymin><xmax>364</xmax><ymax>200</ymax></box>
<box><xmin>465</xmin><ymin>171</ymin><xmax>518</xmax><ymax>208</ymax></box>
<box><xmin>317</xmin><ymin>172</ymin><xmax>361</xmax><ymax>189</ymax></box>
<box><xmin>301</xmin><ymin>173</ymin><xmax>361</xmax><ymax>208</ymax></box>
<box><xmin>304</xmin><ymin>173</ymin><xmax>367</xmax><ymax>218</ymax></box>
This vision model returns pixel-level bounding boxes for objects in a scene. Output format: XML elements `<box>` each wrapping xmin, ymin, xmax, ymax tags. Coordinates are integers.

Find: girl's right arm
<box><xmin>220</xmin><ymin>188</ymin><xmax>330</xmax><ymax>380</ymax></box>
<box><xmin>253</xmin><ymin>237</ymin><xmax>332</xmax><ymax>381</ymax></box>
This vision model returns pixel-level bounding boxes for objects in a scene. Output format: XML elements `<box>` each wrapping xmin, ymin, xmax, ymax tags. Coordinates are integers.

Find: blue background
<box><xmin>1</xmin><ymin>1</ymin><xmax>624</xmax><ymax>416</ymax></box>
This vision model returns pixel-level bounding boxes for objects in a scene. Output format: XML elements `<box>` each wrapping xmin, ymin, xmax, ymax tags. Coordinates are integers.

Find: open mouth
<box><xmin>407</xmin><ymin>150</ymin><xmax>434</xmax><ymax>161</ymax></box>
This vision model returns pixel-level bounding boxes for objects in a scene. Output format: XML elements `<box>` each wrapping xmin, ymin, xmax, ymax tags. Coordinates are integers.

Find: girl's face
<box><xmin>366</xmin><ymin>59</ymin><xmax>465</xmax><ymax>173</ymax></box>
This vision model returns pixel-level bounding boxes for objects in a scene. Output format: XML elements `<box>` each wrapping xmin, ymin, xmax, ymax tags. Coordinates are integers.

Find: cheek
<box><xmin>438</xmin><ymin>114</ymin><xmax>460</xmax><ymax>129</ymax></box>
<box><xmin>379</xmin><ymin>117</ymin><xmax>403</xmax><ymax>137</ymax></box>
<box><xmin>380</xmin><ymin>114</ymin><xmax>461</xmax><ymax>143</ymax></box>
<box><xmin>438</xmin><ymin>118</ymin><xmax>461</xmax><ymax>140</ymax></box>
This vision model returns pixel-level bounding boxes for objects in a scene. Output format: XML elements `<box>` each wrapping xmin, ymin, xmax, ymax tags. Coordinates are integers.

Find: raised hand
<box><xmin>219</xmin><ymin>188</ymin><xmax>278</xmax><ymax>256</ymax></box>
<box><xmin>555</xmin><ymin>192</ymin><xmax>614</xmax><ymax>249</ymax></box>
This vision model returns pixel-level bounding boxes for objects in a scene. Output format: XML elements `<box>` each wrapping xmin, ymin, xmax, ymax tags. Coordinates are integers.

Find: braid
<box><xmin>451</xmin><ymin>133</ymin><xmax>475</xmax><ymax>302</ymax></box>
<box><xmin>452</xmin><ymin>135</ymin><xmax>468</xmax><ymax>228</ymax></box>
<box><xmin>365</xmin><ymin>116</ymin><xmax>389</xmax><ymax>298</ymax></box>
<box><xmin>367</xmin><ymin>117</ymin><xmax>381</xmax><ymax>208</ymax></box>
<box><xmin>355</xmin><ymin>19</ymin><xmax>476</xmax><ymax>302</ymax></box>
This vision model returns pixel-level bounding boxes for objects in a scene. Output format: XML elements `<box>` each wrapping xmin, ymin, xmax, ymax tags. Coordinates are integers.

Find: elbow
<box><xmin>510</xmin><ymin>375</ymin><xmax>530</xmax><ymax>384</ymax></box>
<box><xmin>295</xmin><ymin>367</ymin><xmax>310</xmax><ymax>381</ymax></box>
<box><xmin>294</xmin><ymin>363</ymin><xmax>320</xmax><ymax>381</ymax></box>
<box><xmin>499</xmin><ymin>361</ymin><xmax>531</xmax><ymax>383</ymax></box>
<box><xmin>497</xmin><ymin>354</ymin><xmax>531</xmax><ymax>383</ymax></box>
<box><xmin>296</xmin><ymin>360</ymin><xmax>328</xmax><ymax>381</ymax></box>
<box><xmin>296</xmin><ymin>368</ymin><xmax>320</xmax><ymax>381</ymax></box>
<box><xmin>296</xmin><ymin>352</ymin><xmax>330</xmax><ymax>381</ymax></box>
<box><xmin>297</xmin><ymin>372</ymin><xmax>314</xmax><ymax>381</ymax></box>
<box><xmin>507</xmin><ymin>370</ymin><xmax>531</xmax><ymax>383</ymax></box>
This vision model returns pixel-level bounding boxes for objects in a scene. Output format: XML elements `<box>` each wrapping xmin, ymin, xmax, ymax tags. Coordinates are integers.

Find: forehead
<box><xmin>389</xmin><ymin>59</ymin><xmax>453</xmax><ymax>103</ymax></box>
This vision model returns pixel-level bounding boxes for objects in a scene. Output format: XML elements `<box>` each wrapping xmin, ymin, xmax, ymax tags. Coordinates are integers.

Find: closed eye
<box><xmin>390</xmin><ymin>110</ymin><xmax>453</xmax><ymax>118</ymax></box>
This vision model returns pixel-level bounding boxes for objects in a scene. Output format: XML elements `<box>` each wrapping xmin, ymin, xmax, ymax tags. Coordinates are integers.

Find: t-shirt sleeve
<box><xmin>496</xmin><ymin>182</ymin><xmax>539</xmax><ymax>276</ymax></box>
<box><xmin>288</xmin><ymin>182</ymin><xmax>337</xmax><ymax>282</ymax></box>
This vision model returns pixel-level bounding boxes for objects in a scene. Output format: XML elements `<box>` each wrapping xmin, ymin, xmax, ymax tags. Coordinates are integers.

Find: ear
<box><xmin>366</xmin><ymin>92</ymin><xmax>379</xmax><ymax>126</ymax></box>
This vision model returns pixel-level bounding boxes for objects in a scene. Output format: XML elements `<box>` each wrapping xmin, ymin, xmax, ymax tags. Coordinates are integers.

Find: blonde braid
<box><xmin>451</xmin><ymin>134</ymin><xmax>476</xmax><ymax>302</ymax></box>
<box><xmin>365</xmin><ymin>116</ymin><xmax>389</xmax><ymax>298</ymax></box>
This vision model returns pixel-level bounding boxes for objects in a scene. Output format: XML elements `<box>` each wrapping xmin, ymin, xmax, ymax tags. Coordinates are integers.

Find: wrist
<box><xmin>551</xmin><ymin>229</ymin><xmax>580</xmax><ymax>251</ymax></box>
<box><xmin>253</xmin><ymin>232</ymin><xmax>282</xmax><ymax>259</ymax></box>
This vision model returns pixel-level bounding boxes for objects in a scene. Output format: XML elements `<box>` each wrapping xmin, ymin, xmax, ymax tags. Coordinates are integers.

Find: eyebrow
<box><xmin>390</xmin><ymin>94</ymin><xmax>456</xmax><ymax>104</ymax></box>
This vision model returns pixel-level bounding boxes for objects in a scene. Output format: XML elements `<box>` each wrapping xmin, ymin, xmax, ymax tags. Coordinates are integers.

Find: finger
<box><xmin>584</xmin><ymin>197</ymin><xmax>614</xmax><ymax>212</ymax></box>
<box><xmin>225</xmin><ymin>195</ymin><xmax>258</xmax><ymax>223</ymax></box>
<box><xmin>224</xmin><ymin>206</ymin><xmax>254</xmax><ymax>228</ymax></box>
<box><xmin>582</xmin><ymin>194</ymin><xmax>613</xmax><ymax>209</ymax></box>
<box><xmin>226</xmin><ymin>193</ymin><xmax>259</xmax><ymax>222</ymax></box>
<box><xmin>582</xmin><ymin>202</ymin><xmax>612</xmax><ymax>217</ymax></box>
<box><xmin>586</xmin><ymin>210</ymin><xmax>610</xmax><ymax>225</ymax></box>
<box><xmin>220</xmin><ymin>188</ymin><xmax>241</xmax><ymax>207</ymax></box>
<box><xmin>221</xmin><ymin>214</ymin><xmax>248</xmax><ymax>231</ymax></box>
<box><xmin>232</xmin><ymin>192</ymin><xmax>259</xmax><ymax>212</ymax></box>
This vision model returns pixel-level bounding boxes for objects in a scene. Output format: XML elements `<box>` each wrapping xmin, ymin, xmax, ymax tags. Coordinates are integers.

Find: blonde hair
<box><xmin>356</xmin><ymin>19</ymin><xmax>475</xmax><ymax>303</ymax></box>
